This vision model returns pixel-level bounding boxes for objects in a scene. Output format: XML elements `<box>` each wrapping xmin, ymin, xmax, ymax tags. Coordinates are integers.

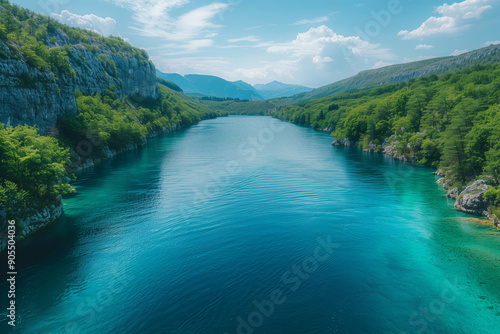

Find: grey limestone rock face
<box><xmin>0</xmin><ymin>33</ymin><xmax>160</xmax><ymax>134</ymax></box>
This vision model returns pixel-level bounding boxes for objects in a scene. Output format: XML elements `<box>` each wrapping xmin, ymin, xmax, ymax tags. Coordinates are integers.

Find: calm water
<box><xmin>1</xmin><ymin>116</ymin><xmax>499</xmax><ymax>334</ymax></box>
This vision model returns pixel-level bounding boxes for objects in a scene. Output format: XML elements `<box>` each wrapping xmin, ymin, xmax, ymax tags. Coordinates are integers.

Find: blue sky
<box><xmin>11</xmin><ymin>0</ymin><xmax>500</xmax><ymax>87</ymax></box>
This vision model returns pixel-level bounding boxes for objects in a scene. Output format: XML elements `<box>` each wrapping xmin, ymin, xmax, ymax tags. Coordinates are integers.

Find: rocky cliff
<box><xmin>387</xmin><ymin>45</ymin><xmax>500</xmax><ymax>85</ymax></box>
<box><xmin>0</xmin><ymin>31</ymin><xmax>159</xmax><ymax>134</ymax></box>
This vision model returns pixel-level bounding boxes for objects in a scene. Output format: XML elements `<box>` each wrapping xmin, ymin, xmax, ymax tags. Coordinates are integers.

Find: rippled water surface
<box><xmin>1</xmin><ymin>116</ymin><xmax>499</xmax><ymax>334</ymax></box>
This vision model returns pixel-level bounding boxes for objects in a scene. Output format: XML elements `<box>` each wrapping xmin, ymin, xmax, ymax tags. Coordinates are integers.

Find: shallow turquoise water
<box><xmin>1</xmin><ymin>116</ymin><xmax>499</xmax><ymax>333</ymax></box>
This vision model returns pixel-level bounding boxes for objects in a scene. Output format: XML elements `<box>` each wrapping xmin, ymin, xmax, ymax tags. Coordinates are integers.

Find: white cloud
<box><xmin>231</xmin><ymin>59</ymin><xmax>300</xmax><ymax>83</ymax></box>
<box><xmin>108</xmin><ymin>0</ymin><xmax>228</xmax><ymax>48</ymax></box>
<box><xmin>223</xmin><ymin>25</ymin><xmax>396</xmax><ymax>87</ymax></box>
<box><xmin>109</xmin><ymin>0</ymin><xmax>187</xmax><ymax>33</ymax></box>
<box><xmin>292</xmin><ymin>16</ymin><xmax>329</xmax><ymax>25</ymax></box>
<box><xmin>185</xmin><ymin>39</ymin><xmax>214</xmax><ymax>51</ymax></box>
<box><xmin>450</xmin><ymin>49</ymin><xmax>468</xmax><ymax>56</ymax></box>
<box><xmin>436</xmin><ymin>0</ymin><xmax>492</xmax><ymax>19</ymax></box>
<box><xmin>398</xmin><ymin>16</ymin><xmax>462</xmax><ymax>39</ymax></box>
<box><xmin>152</xmin><ymin>56</ymin><xmax>231</xmax><ymax>76</ymax></box>
<box><xmin>227</xmin><ymin>36</ymin><xmax>261</xmax><ymax>43</ymax></box>
<box><xmin>172</xmin><ymin>3</ymin><xmax>228</xmax><ymax>40</ymax></box>
<box><xmin>485</xmin><ymin>40</ymin><xmax>500</xmax><ymax>46</ymax></box>
<box><xmin>398</xmin><ymin>0</ymin><xmax>492</xmax><ymax>40</ymax></box>
<box><xmin>267</xmin><ymin>25</ymin><xmax>395</xmax><ymax>61</ymax></box>
<box><xmin>312</xmin><ymin>55</ymin><xmax>333</xmax><ymax>67</ymax></box>
<box><xmin>415</xmin><ymin>44</ymin><xmax>434</xmax><ymax>50</ymax></box>
<box><xmin>50</xmin><ymin>10</ymin><xmax>118</xmax><ymax>36</ymax></box>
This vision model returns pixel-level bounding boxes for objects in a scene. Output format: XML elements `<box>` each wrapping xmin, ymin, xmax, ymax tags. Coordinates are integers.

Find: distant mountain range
<box><xmin>274</xmin><ymin>44</ymin><xmax>500</xmax><ymax>105</ymax></box>
<box><xmin>156</xmin><ymin>71</ymin><xmax>263</xmax><ymax>100</ymax></box>
<box><xmin>253</xmin><ymin>81</ymin><xmax>312</xmax><ymax>99</ymax></box>
<box><xmin>156</xmin><ymin>70</ymin><xmax>312</xmax><ymax>100</ymax></box>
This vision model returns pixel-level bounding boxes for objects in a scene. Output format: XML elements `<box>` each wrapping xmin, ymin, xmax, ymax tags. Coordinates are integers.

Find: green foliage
<box><xmin>48</xmin><ymin>47</ymin><xmax>75</xmax><ymax>76</ymax></box>
<box><xmin>20</xmin><ymin>43</ymin><xmax>47</xmax><ymax>69</ymax></box>
<box><xmin>0</xmin><ymin>123</ymin><xmax>72</xmax><ymax>215</ymax></box>
<box><xmin>156</xmin><ymin>77</ymin><xmax>183</xmax><ymax>92</ymax></box>
<box><xmin>98</xmin><ymin>54</ymin><xmax>118</xmax><ymax>77</ymax></box>
<box><xmin>56</xmin><ymin>84</ymin><xmax>217</xmax><ymax>158</ymax></box>
<box><xmin>484</xmin><ymin>187</ymin><xmax>500</xmax><ymax>206</ymax></box>
<box><xmin>199</xmin><ymin>99</ymin><xmax>275</xmax><ymax>116</ymax></box>
<box><xmin>0</xmin><ymin>23</ymin><xmax>7</xmax><ymax>41</ymax></box>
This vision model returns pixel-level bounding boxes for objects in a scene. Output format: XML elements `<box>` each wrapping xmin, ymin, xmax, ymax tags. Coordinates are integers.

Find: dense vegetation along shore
<box><xmin>273</xmin><ymin>64</ymin><xmax>500</xmax><ymax>227</ymax></box>
<box><xmin>0</xmin><ymin>1</ymin><xmax>216</xmax><ymax>251</ymax></box>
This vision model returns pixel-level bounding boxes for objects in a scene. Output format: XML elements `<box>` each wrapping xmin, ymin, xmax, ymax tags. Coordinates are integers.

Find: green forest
<box><xmin>275</xmin><ymin>64</ymin><xmax>500</xmax><ymax>210</ymax></box>
<box><xmin>199</xmin><ymin>98</ymin><xmax>275</xmax><ymax>115</ymax></box>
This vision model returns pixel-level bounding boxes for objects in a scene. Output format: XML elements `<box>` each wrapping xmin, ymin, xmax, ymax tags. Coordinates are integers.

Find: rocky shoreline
<box><xmin>70</xmin><ymin>124</ymin><xmax>180</xmax><ymax>172</ymax></box>
<box><xmin>0</xmin><ymin>197</ymin><xmax>64</xmax><ymax>253</ymax></box>
<box><xmin>332</xmin><ymin>138</ymin><xmax>500</xmax><ymax>228</ymax></box>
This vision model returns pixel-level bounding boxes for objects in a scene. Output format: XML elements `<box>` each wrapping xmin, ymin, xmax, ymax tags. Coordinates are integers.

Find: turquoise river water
<box><xmin>1</xmin><ymin>116</ymin><xmax>499</xmax><ymax>334</ymax></box>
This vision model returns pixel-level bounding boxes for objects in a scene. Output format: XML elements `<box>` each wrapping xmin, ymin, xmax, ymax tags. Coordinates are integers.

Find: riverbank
<box><xmin>332</xmin><ymin>138</ymin><xmax>500</xmax><ymax>229</ymax></box>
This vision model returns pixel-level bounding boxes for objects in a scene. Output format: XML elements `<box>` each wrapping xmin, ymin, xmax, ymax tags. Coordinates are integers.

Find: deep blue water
<box><xmin>1</xmin><ymin>116</ymin><xmax>499</xmax><ymax>334</ymax></box>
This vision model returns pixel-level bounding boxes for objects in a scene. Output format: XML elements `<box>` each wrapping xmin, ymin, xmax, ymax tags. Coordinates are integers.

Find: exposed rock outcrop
<box><xmin>331</xmin><ymin>138</ymin><xmax>357</xmax><ymax>147</ymax></box>
<box><xmin>447</xmin><ymin>187</ymin><xmax>459</xmax><ymax>199</ymax></box>
<box><xmin>0</xmin><ymin>32</ymin><xmax>160</xmax><ymax>134</ymax></box>
<box><xmin>382</xmin><ymin>141</ymin><xmax>409</xmax><ymax>162</ymax></box>
<box><xmin>454</xmin><ymin>180</ymin><xmax>491</xmax><ymax>216</ymax></box>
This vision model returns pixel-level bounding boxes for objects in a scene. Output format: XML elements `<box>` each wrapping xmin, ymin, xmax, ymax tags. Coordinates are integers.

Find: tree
<box><xmin>1</xmin><ymin>9</ymin><xmax>16</xmax><ymax>32</ymax></box>
<box><xmin>0</xmin><ymin>23</ymin><xmax>7</xmax><ymax>41</ymax></box>
<box><xmin>27</xmin><ymin>18</ymin><xmax>37</xmax><ymax>35</ymax></box>
<box><xmin>0</xmin><ymin>124</ymin><xmax>72</xmax><ymax>212</ymax></box>
<box><xmin>485</xmin><ymin>148</ymin><xmax>500</xmax><ymax>186</ymax></box>
<box><xmin>441</xmin><ymin>114</ymin><xmax>472</xmax><ymax>183</ymax></box>
<box><xmin>317</xmin><ymin>109</ymin><xmax>325</xmax><ymax>121</ymax></box>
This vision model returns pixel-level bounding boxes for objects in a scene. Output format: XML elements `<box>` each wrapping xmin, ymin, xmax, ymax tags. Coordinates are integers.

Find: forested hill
<box><xmin>275</xmin><ymin>64</ymin><xmax>500</xmax><ymax>225</ymax></box>
<box><xmin>274</xmin><ymin>44</ymin><xmax>500</xmax><ymax>105</ymax></box>
<box><xmin>0</xmin><ymin>0</ymin><xmax>159</xmax><ymax>133</ymax></box>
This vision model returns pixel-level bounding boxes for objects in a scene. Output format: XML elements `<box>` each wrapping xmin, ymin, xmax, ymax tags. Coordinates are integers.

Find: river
<box><xmin>1</xmin><ymin>116</ymin><xmax>499</xmax><ymax>334</ymax></box>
